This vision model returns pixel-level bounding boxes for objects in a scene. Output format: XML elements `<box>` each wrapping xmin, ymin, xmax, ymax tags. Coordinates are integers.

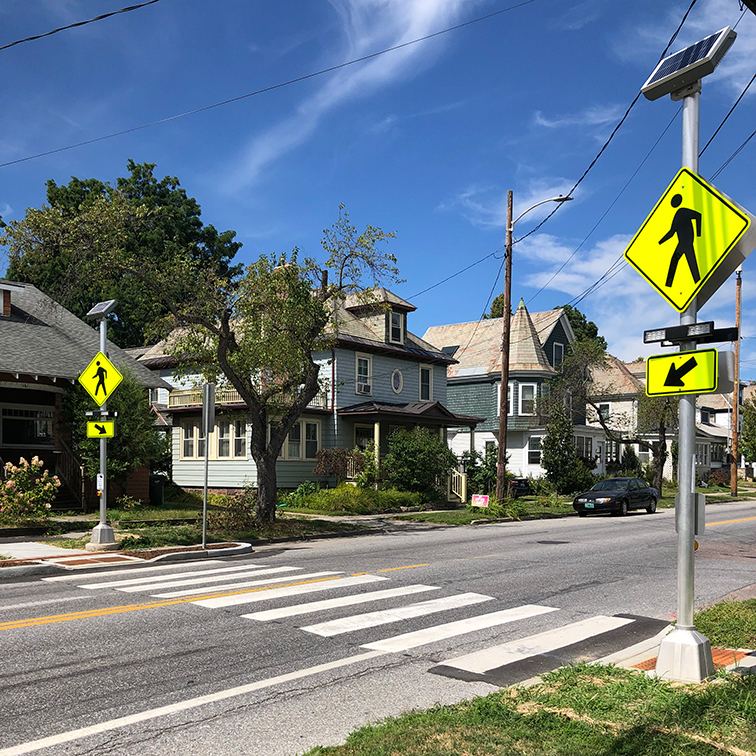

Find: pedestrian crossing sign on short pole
<box><xmin>78</xmin><ymin>351</ymin><xmax>124</xmax><ymax>407</ymax></box>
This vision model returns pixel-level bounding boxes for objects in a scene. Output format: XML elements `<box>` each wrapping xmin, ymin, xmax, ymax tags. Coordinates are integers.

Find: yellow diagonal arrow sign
<box><xmin>646</xmin><ymin>349</ymin><xmax>718</xmax><ymax>397</ymax></box>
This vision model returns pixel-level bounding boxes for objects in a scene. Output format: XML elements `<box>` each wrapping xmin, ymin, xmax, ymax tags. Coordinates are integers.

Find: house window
<box><xmin>288</xmin><ymin>422</ymin><xmax>302</xmax><ymax>459</ymax></box>
<box><xmin>711</xmin><ymin>443</ymin><xmax>724</xmax><ymax>463</ymax></box>
<box><xmin>574</xmin><ymin>435</ymin><xmax>593</xmax><ymax>460</ymax></box>
<box><xmin>695</xmin><ymin>443</ymin><xmax>709</xmax><ymax>466</ymax></box>
<box><xmin>420</xmin><ymin>365</ymin><xmax>433</xmax><ymax>401</ymax></box>
<box><xmin>553</xmin><ymin>343</ymin><xmax>565</xmax><ymax>368</ymax></box>
<box><xmin>519</xmin><ymin>383</ymin><xmax>536</xmax><ymax>415</ymax></box>
<box><xmin>356</xmin><ymin>354</ymin><xmax>372</xmax><ymax>396</ymax></box>
<box><xmin>599</xmin><ymin>403</ymin><xmax>610</xmax><ymax>421</ymax></box>
<box><xmin>389</xmin><ymin>311</ymin><xmax>404</xmax><ymax>344</ymax></box>
<box><xmin>181</xmin><ymin>420</ymin><xmax>205</xmax><ymax>459</ymax></box>
<box><xmin>507</xmin><ymin>382</ymin><xmax>513</xmax><ymax>415</ymax></box>
<box><xmin>701</xmin><ymin>409</ymin><xmax>710</xmax><ymax>424</ymax></box>
<box><xmin>217</xmin><ymin>420</ymin><xmax>231</xmax><ymax>458</ymax></box>
<box><xmin>355</xmin><ymin>425</ymin><xmax>374</xmax><ymax>450</ymax></box>
<box><xmin>305</xmin><ymin>422</ymin><xmax>319</xmax><ymax>459</ymax></box>
<box><xmin>391</xmin><ymin>369</ymin><xmax>403</xmax><ymax>394</ymax></box>
<box><xmin>528</xmin><ymin>436</ymin><xmax>542</xmax><ymax>465</ymax></box>
<box><xmin>234</xmin><ymin>420</ymin><xmax>247</xmax><ymax>458</ymax></box>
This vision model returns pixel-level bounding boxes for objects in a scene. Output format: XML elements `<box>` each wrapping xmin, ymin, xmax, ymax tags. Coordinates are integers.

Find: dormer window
<box><xmin>389</xmin><ymin>311</ymin><xmax>404</xmax><ymax>344</ymax></box>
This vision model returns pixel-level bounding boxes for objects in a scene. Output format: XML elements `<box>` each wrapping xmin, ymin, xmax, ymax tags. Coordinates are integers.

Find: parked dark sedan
<box><xmin>573</xmin><ymin>477</ymin><xmax>658</xmax><ymax>517</ymax></box>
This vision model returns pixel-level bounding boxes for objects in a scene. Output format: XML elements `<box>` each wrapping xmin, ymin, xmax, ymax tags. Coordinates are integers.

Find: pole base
<box><xmin>86</xmin><ymin>523</ymin><xmax>119</xmax><ymax>552</ymax></box>
<box><xmin>655</xmin><ymin>627</ymin><xmax>715</xmax><ymax>682</ymax></box>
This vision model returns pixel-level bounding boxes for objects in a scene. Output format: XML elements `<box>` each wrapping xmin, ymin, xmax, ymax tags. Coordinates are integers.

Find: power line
<box><xmin>710</xmin><ymin>126</ymin><xmax>756</xmax><ymax>182</ymax></box>
<box><xmin>408</xmin><ymin>250</ymin><xmax>499</xmax><ymax>299</ymax></box>
<box><xmin>512</xmin><ymin>0</ymin><xmax>700</xmax><ymax>246</ymax></box>
<box><xmin>0</xmin><ymin>0</ymin><xmax>163</xmax><ymax>52</ymax></box>
<box><xmin>700</xmin><ymin>68</ymin><xmax>756</xmax><ymax>157</ymax></box>
<box><xmin>527</xmin><ymin>105</ymin><xmax>682</xmax><ymax>306</ymax></box>
<box><xmin>0</xmin><ymin>0</ymin><xmax>540</xmax><ymax>170</ymax></box>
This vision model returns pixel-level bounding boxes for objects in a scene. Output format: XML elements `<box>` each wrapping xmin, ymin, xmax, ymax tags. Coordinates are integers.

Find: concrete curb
<box><xmin>147</xmin><ymin>542</ymin><xmax>254</xmax><ymax>562</ymax></box>
<box><xmin>0</xmin><ymin>562</ymin><xmax>68</xmax><ymax>578</ymax></box>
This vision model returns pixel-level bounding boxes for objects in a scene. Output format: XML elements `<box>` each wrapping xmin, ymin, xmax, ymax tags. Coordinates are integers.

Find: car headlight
<box><xmin>576</xmin><ymin>498</ymin><xmax>586</xmax><ymax>503</ymax></box>
<box><xmin>595</xmin><ymin>497</ymin><xmax>611</xmax><ymax>503</ymax></box>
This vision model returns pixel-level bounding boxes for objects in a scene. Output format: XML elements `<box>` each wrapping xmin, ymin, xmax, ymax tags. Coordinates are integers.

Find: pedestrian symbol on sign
<box><xmin>660</xmin><ymin>194</ymin><xmax>702</xmax><ymax>288</ymax></box>
<box><xmin>78</xmin><ymin>351</ymin><xmax>123</xmax><ymax>407</ymax></box>
<box><xmin>624</xmin><ymin>168</ymin><xmax>750</xmax><ymax>312</ymax></box>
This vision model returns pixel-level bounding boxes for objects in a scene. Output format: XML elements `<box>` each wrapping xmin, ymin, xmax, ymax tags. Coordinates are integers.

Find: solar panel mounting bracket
<box><xmin>670</xmin><ymin>80</ymin><xmax>701</xmax><ymax>101</ymax></box>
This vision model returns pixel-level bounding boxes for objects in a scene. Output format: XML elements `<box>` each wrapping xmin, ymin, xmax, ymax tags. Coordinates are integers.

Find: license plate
<box><xmin>585</xmin><ymin>502</ymin><xmax>594</xmax><ymax>509</ymax></box>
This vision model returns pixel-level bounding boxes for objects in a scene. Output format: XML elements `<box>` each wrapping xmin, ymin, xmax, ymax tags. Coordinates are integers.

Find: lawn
<box><xmin>303</xmin><ymin>661</ymin><xmax>756</xmax><ymax>756</ymax></box>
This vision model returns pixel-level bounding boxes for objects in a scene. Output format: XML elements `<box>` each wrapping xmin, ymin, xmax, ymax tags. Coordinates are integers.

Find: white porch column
<box><xmin>374</xmin><ymin>421</ymin><xmax>381</xmax><ymax>476</ymax></box>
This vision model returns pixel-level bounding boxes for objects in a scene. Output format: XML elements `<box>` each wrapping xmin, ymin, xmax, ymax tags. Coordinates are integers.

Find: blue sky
<box><xmin>2</xmin><ymin>0</ymin><xmax>756</xmax><ymax>377</ymax></box>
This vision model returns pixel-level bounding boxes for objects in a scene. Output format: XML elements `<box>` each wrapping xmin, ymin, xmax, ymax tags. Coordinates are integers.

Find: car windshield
<box><xmin>592</xmin><ymin>479</ymin><xmax>628</xmax><ymax>491</ymax></box>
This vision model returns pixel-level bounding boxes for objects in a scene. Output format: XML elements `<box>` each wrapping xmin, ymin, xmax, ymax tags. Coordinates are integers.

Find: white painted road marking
<box><xmin>150</xmin><ymin>570</ymin><xmax>338</xmax><ymax>598</ymax></box>
<box><xmin>0</xmin><ymin>650</ymin><xmax>388</xmax><ymax>756</ymax></box>
<box><xmin>362</xmin><ymin>604</ymin><xmax>560</xmax><ymax>652</ymax></box>
<box><xmin>438</xmin><ymin>615</ymin><xmax>635</xmax><ymax>673</ymax></box>
<box><xmin>78</xmin><ymin>563</ymin><xmax>266</xmax><ymax>590</ymax></box>
<box><xmin>42</xmin><ymin>561</ymin><xmax>224</xmax><ymax>582</ymax></box>
<box><xmin>118</xmin><ymin>566</ymin><xmax>301</xmax><ymax>593</ymax></box>
<box><xmin>195</xmin><ymin>574</ymin><xmax>387</xmax><ymax>608</ymax></box>
<box><xmin>0</xmin><ymin>597</ymin><xmax>92</xmax><ymax>612</ymax></box>
<box><xmin>302</xmin><ymin>593</ymin><xmax>495</xmax><ymax>637</ymax></box>
<box><xmin>245</xmin><ymin>584</ymin><xmax>440</xmax><ymax>622</ymax></box>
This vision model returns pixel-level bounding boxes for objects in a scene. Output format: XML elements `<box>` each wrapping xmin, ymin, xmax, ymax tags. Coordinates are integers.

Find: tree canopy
<box><xmin>3</xmin><ymin>160</ymin><xmax>242</xmax><ymax>347</ymax></box>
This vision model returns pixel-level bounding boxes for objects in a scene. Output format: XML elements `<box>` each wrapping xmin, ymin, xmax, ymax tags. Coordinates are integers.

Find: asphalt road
<box><xmin>1</xmin><ymin>501</ymin><xmax>755</xmax><ymax>756</ymax></box>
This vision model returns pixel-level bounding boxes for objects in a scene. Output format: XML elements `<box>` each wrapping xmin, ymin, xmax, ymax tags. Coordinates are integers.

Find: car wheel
<box><xmin>578</xmin><ymin>511</ymin><xmax>588</xmax><ymax>518</ymax></box>
<box><xmin>646</xmin><ymin>498</ymin><xmax>657</xmax><ymax>514</ymax></box>
<box><xmin>619</xmin><ymin>500</ymin><xmax>628</xmax><ymax>516</ymax></box>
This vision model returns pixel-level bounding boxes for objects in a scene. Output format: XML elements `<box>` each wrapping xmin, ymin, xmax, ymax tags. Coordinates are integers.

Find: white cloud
<box><xmin>223</xmin><ymin>0</ymin><xmax>477</xmax><ymax>191</ymax></box>
<box><xmin>550</xmin><ymin>0</ymin><xmax>603</xmax><ymax>32</ymax></box>
<box><xmin>448</xmin><ymin>177</ymin><xmax>577</xmax><ymax>229</ymax></box>
<box><xmin>533</xmin><ymin>104</ymin><xmax>623</xmax><ymax>129</ymax></box>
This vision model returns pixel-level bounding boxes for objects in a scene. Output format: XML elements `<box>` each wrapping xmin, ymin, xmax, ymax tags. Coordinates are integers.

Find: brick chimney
<box><xmin>0</xmin><ymin>283</ymin><xmax>23</xmax><ymax>317</ymax></box>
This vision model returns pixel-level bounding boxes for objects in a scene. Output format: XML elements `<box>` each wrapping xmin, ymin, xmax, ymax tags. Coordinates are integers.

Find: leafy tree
<box><xmin>740</xmin><ymin>396</ymin><xmax>756</xmax><ymax>463</ymax></box>
<box><xmin>620</xmin><ymin>444</ymin><xmax>642</xmax><ymax>476</ymax></box>
<box><xmin>462</xmin><ymin>444</ymin><xmax>500</xmax><ymax>495</ymax></box>
<box><xmin>540</xmin><ymin>405</ymin><xmax>593</xmax><ymax>494</ymax></box>
<box><xmin>382</xmin><ymin>428</ymin><xmax>458</xmax><ymax>500</ymax></box>
<box><xmin>484</xmin><ymin>292</ymin><xmax>507</xmax><ymax>320</ymax></box>
<box><xmin>3</xmin><ymin>160</ymin><xmax>242</xmax><ymax>347</ymax></box>
<box><xmin>558</xmin><ymin>304</ymin><xmax>607</xmax><ymax>350</ymax></box>
<box><xmin>62</xmin><ymin>372</ymin><xmax>169</xmax><ymax>491</ymax></box>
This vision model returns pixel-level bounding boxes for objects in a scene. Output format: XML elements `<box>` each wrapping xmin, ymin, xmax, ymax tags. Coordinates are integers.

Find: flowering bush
<box><xmin>0</xmin><ymin>457</ymin><xmax>60</xmax><ymax>524</ymax></box>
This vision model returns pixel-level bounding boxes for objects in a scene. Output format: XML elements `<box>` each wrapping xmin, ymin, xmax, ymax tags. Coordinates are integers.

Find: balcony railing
<box><xmin>167</xmin><ymin>387</ymin><xmax>329</xmax><ymax>410</ymax></box>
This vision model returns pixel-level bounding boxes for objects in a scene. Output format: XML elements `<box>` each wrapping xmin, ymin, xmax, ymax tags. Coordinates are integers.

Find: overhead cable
<box><xmin>0</xmin><ymin>0</ymin><xmax>540</xmax><ymax>169</ymax></box>
<box><xmin>0</xmin><ymin>0</ymin><xmax>163</xmax><ymax>52</ymax></box>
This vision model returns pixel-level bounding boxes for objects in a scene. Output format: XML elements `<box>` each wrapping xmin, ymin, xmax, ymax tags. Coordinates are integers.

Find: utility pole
<box><xmin>496</xmin><ymin>191</ymin><xmax>514</xmax><ymax>503</ymax></box>
<box><xmin>731</xmin><ymin>266</ymin><xmax>742</xmax><ymax>496</ymax></box>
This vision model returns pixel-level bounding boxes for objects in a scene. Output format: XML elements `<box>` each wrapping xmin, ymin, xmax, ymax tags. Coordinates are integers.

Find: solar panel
<box><xmin>86</xmin><ymin>299</ymin><xmax>118</xmax><ymax>318</ymax></box>
<box><xmin>642</xmin><ymin>27</ymin><xmax>736</xmax><ymax>101</ymax></box>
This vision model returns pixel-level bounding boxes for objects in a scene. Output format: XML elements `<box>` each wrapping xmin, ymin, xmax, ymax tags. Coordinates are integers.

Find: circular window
<box><xmin>391</xmin><ymin>369</ymin><xmax>403</xmax><ymax>394</ymax></box>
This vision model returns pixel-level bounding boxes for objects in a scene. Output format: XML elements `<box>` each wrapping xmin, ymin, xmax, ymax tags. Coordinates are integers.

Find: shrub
<box><xmin>541</xmin><ymin>408</ymin><xmax>594</xmax><ymax>494</ymax></box>
<box><xmin>708</xmin><ymin>468</ymin><xmax>730</xmax><ymax>487</ymax></box>
<box><xmin>207</xmin><ymin>485</ymin><xmax>257</xmax><ymax>533</ymax></box>
<box><xmin>0</xmin><ymin>457</ymin><xmax>60</xmax><ymax>524</ymax></box>
<box><xmin>462</xmin><ymin>445</ymin><xmax>499</xmax><ymax>495</ymax></box>
<box><xmin>288</xmin><ymin>484</ymin><xmax>421</xmax><ymax>514</ymax></box>
<box><xmin>466</xmin><ymin>493</ymin><xmax>527</xmax><ymax>520</ymax></box>
<box><xmin>382</xmin><ymin>428</ymin><xmax>458</xmax><ymax>500</ymax></box>
<box><xmin>312</xmin><ymin>447</ymin><xmax>365</xmax><ymax>483</ymax></box>
<box><xmin>115</xmin><ymin>495</ymin><xmax>143</xmax><ymax>510</ymax></box>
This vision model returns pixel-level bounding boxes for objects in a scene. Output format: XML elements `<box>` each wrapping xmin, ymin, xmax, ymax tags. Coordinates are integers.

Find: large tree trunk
<box><xmin>255</xmin><ymin>449</ymin><xmax>279</xmax><ymax>523</ymax></box>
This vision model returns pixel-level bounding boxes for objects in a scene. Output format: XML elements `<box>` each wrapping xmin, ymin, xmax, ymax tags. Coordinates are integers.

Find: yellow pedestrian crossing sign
<box><xmin>646</xmin><ymin>349</ymin><xmax>718</xmax><ymax>397</ymax></box>
<box><xmin>78</xmin><ymin>352</ymin><xmax>123</xmax><ymax>406</ymax></box>
<box><xmin>87</xmin><ymin>421</ymin><xmax>116</xmax><ymax>438</ymax></box>
<box><xmin>624</xmin><ymin>168</ymin><xmax>750</xmax><ymax>312</ymax></box>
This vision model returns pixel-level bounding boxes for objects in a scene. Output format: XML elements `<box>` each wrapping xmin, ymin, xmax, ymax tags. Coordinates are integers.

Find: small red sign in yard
<box><xmin>471</xmin><ymin>495</ymin><xmax>489</xmax><ymax>508</ymax></box>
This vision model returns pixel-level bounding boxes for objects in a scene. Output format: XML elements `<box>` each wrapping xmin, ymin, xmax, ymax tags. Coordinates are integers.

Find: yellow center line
<box><xmin>0</xmin><ymin>575</ymin><xmax>343</xmax><ymax>631</ymax></box>
<box><xmin>706</xmin><ymin>515</ymin><xmax>756</xmax><ymax>526</ymax></box>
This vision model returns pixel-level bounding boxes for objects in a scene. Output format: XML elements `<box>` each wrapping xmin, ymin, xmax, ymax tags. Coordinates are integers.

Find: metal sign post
<box><xmin>654</xmin><ymin>87</ymin><xmax>715</xmax><ymax>683</ymax></box>
<box><xmin>201</xmin><ymin>383</ymin><xmax>215</xmax><ymax>550</ymax></box>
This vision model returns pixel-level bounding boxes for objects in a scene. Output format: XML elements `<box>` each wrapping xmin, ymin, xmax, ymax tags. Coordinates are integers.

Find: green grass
<box><xmin>42</xmin><ymin>515</ymin><xmax>368</xmax><ymax>552</ymax></box>
<box><xmin>304</xmin><ymin>663</ymin><xmax>756</xmax><ymax>756</ymax></box>
<box><xmin>695</xmin><ymin>599</ymin><xmax>756</xmax><ymax>649</ymax></box>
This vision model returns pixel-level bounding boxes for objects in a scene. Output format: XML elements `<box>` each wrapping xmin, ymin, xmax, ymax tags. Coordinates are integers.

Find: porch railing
<box><xmin>449</xmin><ymin>469</ymin><xmax>467</xmax><ymax>503</ymax></box>
<box><xmin>167</xmin><ymin>387</ymin><xmax>330</xmax><ymax>410</ymax></box>
<box><xmin>56</xmin><ymin>438</ymin><xmax>86</xmax><ymax>510</ymax></box>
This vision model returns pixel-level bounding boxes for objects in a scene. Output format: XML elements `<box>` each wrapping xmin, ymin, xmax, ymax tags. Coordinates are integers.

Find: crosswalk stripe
<box><xmin>302</xmin><ymin>593</ymin><xmax>495</xmax><ymax>637</ymax></box>
<box><xmin>244</xmin><ymin>584</ymin><xmax>440</xmax><ymax>622</ymax></box>
<box><xmin>361</xmin><ymin>604</ymin><xmax>559</xmax><ymax>653</ymax></box>
<box><xmin>116</xmin><ymin>566</ymin><xmax>300</xmax><ymax>594</ymax></box>
<box><xmin>150</xmin><ymin>569</ymin><xmax>335</xmax><ymax>598</ymax></box>
<box><xmin>42</xmin><ymin>561</ymin><xmax>224</xmax><ymax>582</ymax></box>
<box><xmin>195</xmin><ymin>574</ymin><xmax>387</xmax><ymax>609</ymax></box>
<box><xmin>78</xmin><ymin>563</ymin><xmax>266</xmax><ymax>590</ymax></box>
<box><xmin>437</xmin><ymin>615</ymin><xmax>635</xmax><ymax>674</ymax></box>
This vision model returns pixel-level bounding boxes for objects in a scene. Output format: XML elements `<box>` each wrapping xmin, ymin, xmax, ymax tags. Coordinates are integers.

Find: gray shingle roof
<box><xmin>0</xmin><ymin>281</ymin><xmax>170</xmax><ymax>389</ymax></box>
